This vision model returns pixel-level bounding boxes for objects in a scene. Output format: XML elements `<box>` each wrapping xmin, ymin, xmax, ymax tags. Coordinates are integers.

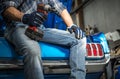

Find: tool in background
<box><xmin>25</xmin><ymin>3</ymin><xmax>56</xmax><ymax>41</ymax></box>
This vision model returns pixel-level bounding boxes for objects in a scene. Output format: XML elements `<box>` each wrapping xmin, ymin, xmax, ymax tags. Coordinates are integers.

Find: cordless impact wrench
<box><xmin>25</xmin><ymin>3</ymin><xmax>56</xmax><ymax>41</ymax></box>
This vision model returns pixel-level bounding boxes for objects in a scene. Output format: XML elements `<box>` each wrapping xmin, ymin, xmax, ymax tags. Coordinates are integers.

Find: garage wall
<box><xmin>83</xmin><ymin>0</ymin><xmax>120</xmax><ymax>33</ymax></box>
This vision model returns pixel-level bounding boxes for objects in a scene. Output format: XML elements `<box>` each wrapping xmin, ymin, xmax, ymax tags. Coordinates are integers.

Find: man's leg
<box><xmin>5</xmin><ymin>26</ymin><xmax>44</xmax><ymax>79</ymax></box>
<box><xmin>69</xmin><ymin>38</ymin><xmax>86</xmax><ymax>79</ymax></box>
<box><xmin>41</xmin><ymin>28</ymin><xmax>86</xmax><ymax>79</ymax></box>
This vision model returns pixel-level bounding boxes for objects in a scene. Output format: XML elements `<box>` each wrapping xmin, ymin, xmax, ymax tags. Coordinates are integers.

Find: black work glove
<box><xmin>22</xmin><ymin>11</ymin><xmax>47</xmax><ymax>27</ymax></box>
<box><xmin>67</xmin><ymin>24</ymin><xmax>85</xmax><ymax>39</ymax></box>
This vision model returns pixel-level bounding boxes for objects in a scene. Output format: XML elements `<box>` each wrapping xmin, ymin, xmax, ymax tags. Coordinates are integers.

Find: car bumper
<box><xmin>0</xmin><ymin>54</ymin><xmax>110</xmax><ymax>74</ymax></box>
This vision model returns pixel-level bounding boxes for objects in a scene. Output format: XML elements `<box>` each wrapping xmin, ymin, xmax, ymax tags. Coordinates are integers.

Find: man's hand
<box><xmin>21</xmin><ymin>11</ymin><xmax>47</xmax><ymax>27</ymax></box>
<box><xmin>67</xmin><ymin>24</ymin><xmax>85</xmax><ymax>39</ymax></box>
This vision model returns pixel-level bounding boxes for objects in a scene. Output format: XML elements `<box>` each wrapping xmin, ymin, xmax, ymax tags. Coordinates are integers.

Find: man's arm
<box><xmin>2</xmin><ymin>7</ymin><xmax>24</xmax><ymax>22</ymax></box>
<box><xmin>49</xmin><ymin>0</ymin><xmax>74</xmax><ymax>27</ymax></box>
<box><xmin>60</xmin><ymin>9</ymin><xmax>85</xmax><ymax>39</ymax></box>
<box><xmin>60</xmin><ymin>9</ymin><xmax>74</xmax><ymax>27</ymax></box>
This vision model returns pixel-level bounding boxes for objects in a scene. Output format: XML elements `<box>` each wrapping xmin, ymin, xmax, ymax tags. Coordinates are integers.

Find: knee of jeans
<box><xmin>70</xmin><ymin>38</ymin><xmax>79</xmax><ymax>47</ymax></box>
<box><xmin>24</xmin><ymin>45</ymin><xmax>40</xmax><ymax>56</ymax></box>
<box><xmin>70</xmin><ymin>37</ymin><xmax>87</xmax><ymax>49</ymax></box>
<box><xmin>79</xmin><ymin>37</ymin><xmax>87</xmax><ymax>46</ymax></box>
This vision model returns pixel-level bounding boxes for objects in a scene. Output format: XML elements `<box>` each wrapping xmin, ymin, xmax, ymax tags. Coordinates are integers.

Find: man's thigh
<box><xmin>41</xmin><ymin>28</ymin><xmax>76</xmax><ymax>46</ymax></box>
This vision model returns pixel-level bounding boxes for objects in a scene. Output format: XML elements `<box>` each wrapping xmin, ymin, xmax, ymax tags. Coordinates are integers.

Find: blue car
<box><xmin>0</xmin><ymin>20</ymin><xmax>111</xmax><ymax>79</ymax></box>
<box><xmin>0</xmin><ymin>0</ymin><xmax>111</xmax><ymax>79</ymax></box>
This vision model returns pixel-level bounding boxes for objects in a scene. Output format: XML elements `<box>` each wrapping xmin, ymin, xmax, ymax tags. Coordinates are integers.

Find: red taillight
<box><xmin>86</xmin><ymin>44</ymin><xmax>92</xmax><ymax>56</ymax></box>
<box><xmin>97</xmin><ymin>44</ymin><xmax>103</xmax><ymax>56</ymax></box>
<box><xmin>92</xmin><ymin>44</ymin><xmax>97</xmax><ymax>56</ymax></box>
<box><xmin>86</xmin><ymin>43</ymin><xmax>104</xmax><ymax>59</ymax></box>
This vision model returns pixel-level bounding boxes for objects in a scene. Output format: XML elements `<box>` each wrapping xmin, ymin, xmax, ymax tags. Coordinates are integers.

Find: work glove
<box><xmin>67</xmin><ymin>24</ymin><xmax>85</xmax><ymax>39</ymax></box>
<box><xmin>21</xmin><ymin>11</ymin><xmax>47</xmax><ymax>27</ymax></box>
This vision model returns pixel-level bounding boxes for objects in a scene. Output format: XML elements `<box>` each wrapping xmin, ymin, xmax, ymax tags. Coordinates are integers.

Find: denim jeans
<box><xmin>5</xmin><ymin>24</ymin><xmax>86</xmax><ymax>79</ymax></box>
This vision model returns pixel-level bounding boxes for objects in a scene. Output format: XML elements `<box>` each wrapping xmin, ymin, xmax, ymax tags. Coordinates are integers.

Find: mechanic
<box><xmin>0</xmin><ymin>0</ymin><xmax>86</xmax><ymax>79</ymax></box>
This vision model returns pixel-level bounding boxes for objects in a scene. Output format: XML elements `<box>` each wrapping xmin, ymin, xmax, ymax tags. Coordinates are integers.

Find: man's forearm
<box><xmin>60</xmin><ymin>9</ymin><xmax>74</xmax><ymax>27</ymax></box>
<box><xmin>3</xmin><ymin>7</ymin><xmax>24</xmax><ymax>22</ymax></box>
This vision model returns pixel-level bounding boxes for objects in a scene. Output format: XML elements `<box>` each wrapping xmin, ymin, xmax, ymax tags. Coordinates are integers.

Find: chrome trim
<box><xmin>0</xmin><ymin>54</ymin><xmax>110</xmax><ymax>74</ymax></box>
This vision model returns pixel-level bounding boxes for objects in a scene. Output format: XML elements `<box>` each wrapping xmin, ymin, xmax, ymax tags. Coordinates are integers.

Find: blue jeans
<box><xmin>5</xmin><ymin>24</ymin><xmax>86</xmax><ymax>79</ymax></box>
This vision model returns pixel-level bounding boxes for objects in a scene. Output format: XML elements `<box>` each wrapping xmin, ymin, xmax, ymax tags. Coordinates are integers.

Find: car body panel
<box><xmin>0</xmin><ymin>36</ymin><xmax>110</xmax><ymax>74</ymax></box>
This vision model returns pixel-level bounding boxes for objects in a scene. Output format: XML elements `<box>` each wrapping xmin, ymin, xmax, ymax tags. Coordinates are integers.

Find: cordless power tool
<box><xmin>25</xmin><ymin>3</ymin><xmax>56</xmax><ymax>41</ymax></box>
